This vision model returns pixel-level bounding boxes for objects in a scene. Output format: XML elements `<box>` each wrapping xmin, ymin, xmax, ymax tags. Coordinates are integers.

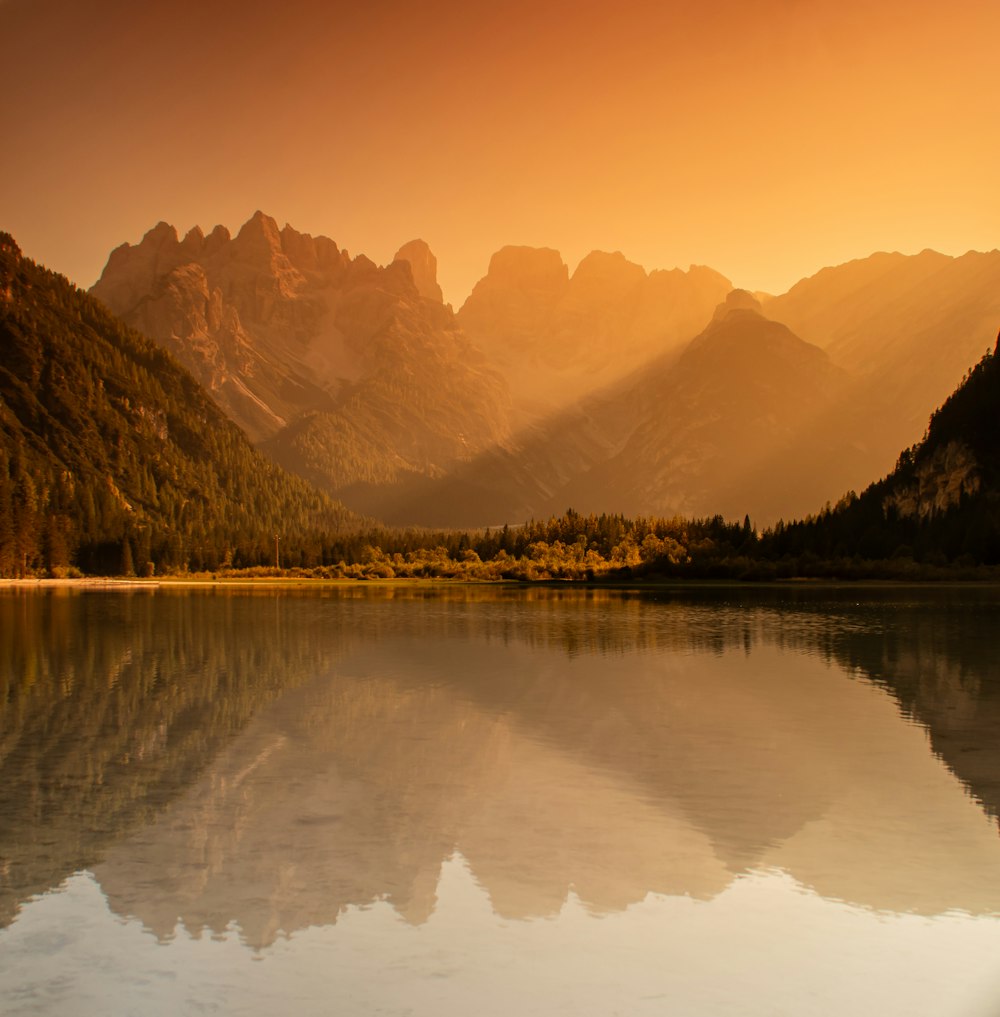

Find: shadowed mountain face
<box><xmin>549</xmin><ymin>299</ymin><xmax>852</xmax><ymax>521</ymax></box>
<box><xmin>91</xmin><ymin>214</ymin><xmax>513</xmax><ymax>497</ymax></box>
<box><xmin>3</xmin><ymin>587</ymin><xmax>1000</xmax><ymax>948</ymax></box>
<box><xmin>378</xmin><ymin>294</ymin><xmax>879</xmax><ymax>527</ymax></box>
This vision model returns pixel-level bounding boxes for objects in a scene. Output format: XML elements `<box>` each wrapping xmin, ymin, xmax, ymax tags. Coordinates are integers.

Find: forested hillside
<box><xmin>0</xmin><ymin>233</ymin><xmax>359</xmax><ymax>576</ymax></box>
<box><xmin>767</xmin><ymin>335</ymin><xmax>1000</xmax><ymax>567</ymax></box>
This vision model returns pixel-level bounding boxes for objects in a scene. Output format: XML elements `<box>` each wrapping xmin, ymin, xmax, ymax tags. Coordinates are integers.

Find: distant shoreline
<box><xmin>3</xmin><ymin>576</ymin><xmax>1000</xmax><ymax>592</ymax></box>
<box><xmin>0</xmin><ymin>577</ymin><xmax>163</xmax><ymax>589</ymax></box>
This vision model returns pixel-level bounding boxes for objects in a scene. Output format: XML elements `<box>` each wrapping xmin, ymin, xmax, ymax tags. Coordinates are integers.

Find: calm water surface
<box><xmin>2</xmin><ymin>584</ymin><xmax>1000</xmax><ymax>1016</ymax></box>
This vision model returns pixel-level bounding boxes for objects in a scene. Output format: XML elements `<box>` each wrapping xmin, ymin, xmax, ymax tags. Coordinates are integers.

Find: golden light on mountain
<box><xmin>3</xmin><ymin>0</ymin><xmax>998</xmax><ymax>304</ymax></box>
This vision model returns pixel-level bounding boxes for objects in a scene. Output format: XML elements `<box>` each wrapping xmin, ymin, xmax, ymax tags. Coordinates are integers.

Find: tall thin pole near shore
<box><xmin>274</xmin><ymin>533</ymin><xmax>280</xmax><ymax>570</ymax></box>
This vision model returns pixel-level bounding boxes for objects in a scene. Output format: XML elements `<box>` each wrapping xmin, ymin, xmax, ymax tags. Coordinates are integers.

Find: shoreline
<box><xmin>3</xmin><ymin>576</ymin><xmax>1000</xmax><ymax>592</ymax></box>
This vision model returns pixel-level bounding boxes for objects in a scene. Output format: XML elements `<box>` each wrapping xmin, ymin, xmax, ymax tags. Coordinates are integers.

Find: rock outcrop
<box><xmin>458</xmin><ymin>246</ymin><xmax>731</xmax><ymax>418</ymax></box>
<box><xmin>393</xmin><ymin>239</ymin><xmax>444</xmax><ymax>303</ymax></box>
<box><xmin>711</xmin><ymin>288</ymin><xmax>763</xmax><ymax>321</ymax></box>
<box><xmin>883</xmin><ymin>441</ymin><xmax>981</xmax><ymax>520</ymax></box>
<box><xmin>91</xmin><ymin>213</ymin><xmax>513</xmax><ymax>507</ymax></box>
<box><xmin>458</xmin><ymin>246</ymin><xmax>569</xmax><ymax>351</ymax></box>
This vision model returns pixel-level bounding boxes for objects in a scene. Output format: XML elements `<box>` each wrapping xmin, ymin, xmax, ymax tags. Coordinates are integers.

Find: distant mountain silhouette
<box><xmin>765</xmin><ymin>248</ymin><xmax>1000</xmax><ymax>459</ymax></box>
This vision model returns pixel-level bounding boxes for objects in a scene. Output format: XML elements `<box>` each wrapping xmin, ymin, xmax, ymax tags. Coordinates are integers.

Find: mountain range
<box><xmin>90</xmin><ymin>213</ymin><xmax>1000</xmax><ymax>528</ymax></box>
<box><xmin>3</xmin><ymin>214</ymin><xmax>999</xmax><ymax>577</ymax></box>
<box><xmin>91</xmin><ymin>213</ymin><xmax>513</xmax><ymax>501</ymax></box>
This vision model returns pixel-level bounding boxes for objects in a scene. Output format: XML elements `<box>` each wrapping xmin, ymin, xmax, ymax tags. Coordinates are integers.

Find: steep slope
<box><xmin>374</xmin><ymin>293</ymin><xmax>866</xmax><ymax>527</ymax></box>
<box><xmin>458</xmin><ymin>246</ymin><xmax>731</xmax><ymax>420</ymax></box>
<box><xmin>550</xmin><ymin>294</ymin><xmax>855</xmax><ymax>522</ymax></box>
<box><xmin>769</xmin><ymin>333</ymin><xmax>1000</xmax><ymax>564</ymax></box>
<box><xmin>91</xmin><ymin>213</ymin><xmax>513</xmax><ymax>509</ymax></box>
<box><xmin>0</xmin><ymin>232</ymin><xmax>358</xmax><ymax>575</ymax></box>
<box><xmin>765</xmin><ymin>248</ymin><xmax>1000</xmax><ymax>455</ymax></box>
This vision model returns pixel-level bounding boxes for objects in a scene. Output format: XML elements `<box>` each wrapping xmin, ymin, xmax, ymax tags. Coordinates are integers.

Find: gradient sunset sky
<box><xmin>4</xmin><ymin>0</ymin><xmax>998</xmax><ymax>304</ymax></box>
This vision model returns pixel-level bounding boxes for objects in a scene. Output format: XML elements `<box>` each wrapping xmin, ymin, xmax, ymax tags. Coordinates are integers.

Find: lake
<box><xmin>2</xmin><ymin>583</ymin><xmax>1000</xmax><ymax>1016</ymax></box>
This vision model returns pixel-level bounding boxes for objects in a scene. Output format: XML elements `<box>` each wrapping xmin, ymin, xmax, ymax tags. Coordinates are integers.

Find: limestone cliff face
<box><xmin>393</xmin><ymin>239</ymin><xmax>444</xmax><ymax>303</ymax></box>
<box><xmin>884</xmin><ymin>441</ymin><xmax>981</xmax><ymax>519</ymax></box>
<box><xmin>458</xmin><ymin>246</ymin><xmax>731</xmax><ymax>419</ymax></box>
<box><xmin>91</xmin><ymin>214</ymin><xmax>512</xmax><ymax>502</ymax></box>
<box><xmin>457</xmin><ymin>246</ymin><xmax>568</xmax><ymax>352</ymax></box>
<box><xmin>92</xmin><ymin>213</ymin><xmax>352</xmax><ymax>440</ymax></box>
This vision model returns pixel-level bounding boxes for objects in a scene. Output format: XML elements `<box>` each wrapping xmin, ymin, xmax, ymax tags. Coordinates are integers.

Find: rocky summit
<box><xmin>91</xmin><ymin>213</ymin><xmax>513</xmax><ymax>507</ymax></box>
<box><xmin>393</xmin><ymin>239</ymin><xmax>444</xmax><ymax>303</ymax></box>
<box><xmin>458</xmin><ymin>246</ymin><xmax>732</xmax><ymax>420</ymax></box>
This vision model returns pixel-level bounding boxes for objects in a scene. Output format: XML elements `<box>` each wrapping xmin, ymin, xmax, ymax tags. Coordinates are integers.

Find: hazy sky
<box><xmin>3</xmin><ymin>0</ymin><xmax>999</xmax><ymax>304</ymax></box>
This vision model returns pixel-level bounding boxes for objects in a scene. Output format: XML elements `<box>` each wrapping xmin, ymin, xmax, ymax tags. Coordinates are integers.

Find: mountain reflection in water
<box><xmin>2</xmin><ymin>585</ymin><xmax>1000</xmax><ymax>951</ymax></box>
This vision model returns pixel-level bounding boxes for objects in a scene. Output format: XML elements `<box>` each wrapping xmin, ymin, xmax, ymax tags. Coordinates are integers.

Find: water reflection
<box><xmin>2</xmin><ymin>585</ymin><xmax>1000</xmax><ymax>950</ymax></box>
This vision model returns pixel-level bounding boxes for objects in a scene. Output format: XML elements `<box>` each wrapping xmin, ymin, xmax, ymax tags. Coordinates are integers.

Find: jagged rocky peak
<box><xmin>712</xmin><ymin>288</ymin><xmax>765</xmax><ymax>322</ymax></box>
<box><xmin>393</xmin><ymin>239</ymin><xmax>443</xmax><ymax>302</ymax></box>
<box><xmin>140</xmin><ymin>220</ymin><xmax>180</xmax><ymax>249</ymax></box>
<box><xmin>204</xmin><ymin>224</ymin><xmax>231</xmax><ymax>255</ymax></box>
<box><xmin>550</xmin><ymin>249</ymin><xmax>648</xmax><ymax>347</ymax></box>
<box><xmin>92</xmin><ymin>221</ymin><xmax>186</xmax><ymax>311</ymax></box>
<box><xmin>553</xmin><ymin>248</ymin><xmax>651</xmax><ymax>323</ymax></box>
<box><xmin>180</xmin><ymin>225</ymin><xmax>205</xmax><ymax>255</ymax></box>
<box><xmin>280</xmin><ymin>224</ymin><xmax>345</xmax><ymax>275</ymax></box>
<box><xmin>231</xmin><ymin>210</ymin><xmax>284</xmax><ymax>260</ymax></box>
<box><xmin>559</xmin><ymin>250</ymin><xmax>647</xmax><ymax>316</ymax></box>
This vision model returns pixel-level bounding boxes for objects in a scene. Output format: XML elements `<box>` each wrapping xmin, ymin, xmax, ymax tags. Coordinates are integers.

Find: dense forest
<box><xmin>2</xmin><ymin>229</ymin><xmax>998</xmax><ymax>581</ymax></box>
<box><xmin>0</xmin><ymin>233</ymin><xmax>360</xmax><ymax>576</ymax></box>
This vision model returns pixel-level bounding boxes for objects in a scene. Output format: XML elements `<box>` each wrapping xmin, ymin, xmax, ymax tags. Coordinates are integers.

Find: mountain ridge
<box><xmin>87</xmin><ymin>216</ymin><xmax>1000</xmax><ymax>531</ymax></box>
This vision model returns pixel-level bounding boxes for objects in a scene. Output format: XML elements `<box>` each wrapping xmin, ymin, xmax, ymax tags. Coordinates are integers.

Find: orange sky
<box><xmin>3</xmin><ymin>0</ymin><xmax>999</xmax><ymax>304</ymax></box>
